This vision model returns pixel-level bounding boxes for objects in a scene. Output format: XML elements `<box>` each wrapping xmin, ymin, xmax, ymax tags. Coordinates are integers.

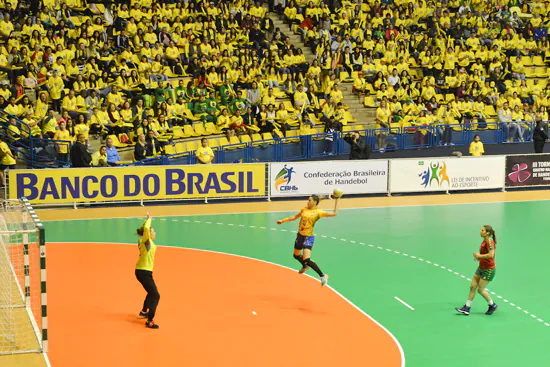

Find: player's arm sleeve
<box><xmin>142</xmin><ymin>218</ymin><xmax>152</xmax><ymax>249</ymax></box>
<box><xmin>319</xmin><ymin>210</ymin><xmax>328</xmax><ymax>218</ymax></box>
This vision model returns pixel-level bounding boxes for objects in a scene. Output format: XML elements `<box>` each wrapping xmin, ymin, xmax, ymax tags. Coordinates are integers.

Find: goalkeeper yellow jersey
<box><xmin>136</xmin><ymin>218</ymin><xmax>157</xmax><ymax>272</ymax></box>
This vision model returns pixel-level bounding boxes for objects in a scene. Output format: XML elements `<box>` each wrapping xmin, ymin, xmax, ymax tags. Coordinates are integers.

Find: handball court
<box><xmin>4</xmin><ymin>190</ymin><xmax>550</xmax><ymax>367</ymax></box>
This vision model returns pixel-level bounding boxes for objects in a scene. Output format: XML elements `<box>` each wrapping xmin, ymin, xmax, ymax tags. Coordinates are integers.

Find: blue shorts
<box><xmin>294</xmin><ymin>233</ymin><xmax>315</xmax><ymax>250</ymax></box>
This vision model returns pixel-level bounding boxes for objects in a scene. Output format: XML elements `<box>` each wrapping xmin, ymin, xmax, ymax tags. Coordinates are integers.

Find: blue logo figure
<box><xmin>419</xmin><ymin>169</ymin><xmax>430</xmax><ymax>188</ymax></box>
<box><xmin>275</xmin><ymin>165</ymin><xmax>296</xmax><ymax>190</ymax></box>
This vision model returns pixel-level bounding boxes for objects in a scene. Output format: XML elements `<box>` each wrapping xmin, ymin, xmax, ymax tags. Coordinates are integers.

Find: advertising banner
<box><xmin>505</xmin><ymin>154</ymin><xmax>550</xmax><ymax>187</ymax></box>
<box><xmin>9</xmin><ymin>164</ymin><xmax>266</xmax><ymax>204</ymax></box>
<box><xmin>269</xmin><ymin>161</ymin><xmax>389</xmax><ymax>197</ymax></box>
<box><xmin>390</xmin><ymin>157</ymin><xmax>505</xmax><ymax>193</ymax></box>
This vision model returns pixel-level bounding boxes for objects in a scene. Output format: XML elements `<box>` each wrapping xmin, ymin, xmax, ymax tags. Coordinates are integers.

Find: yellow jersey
<box><xmin>298</xmin><ymin>207</ymin><xmax>327</xmax><ymax>236</ymax></box>
<box><xmin>469</xmin><ymin>141</ymin><xmax>484</xmax><ymax>157</ymax></box>
<box><xmin>54</xmin><ymin>130</ymin><xmax>71</xmax><ymax>154</ymax></box>
<box><xmin>196</xmin><ymin>146</ymin><xmax>214</xmax><ymax>163</ymax></box>
<box><xmin>0</xmin><ymin>142</ymin><xmax>15</xmax><ymax>166</ymax></box>
<box><xmin>136</xmin><ymin>218</ymin><xmax>157</xmax><ymax>272</ymax></box>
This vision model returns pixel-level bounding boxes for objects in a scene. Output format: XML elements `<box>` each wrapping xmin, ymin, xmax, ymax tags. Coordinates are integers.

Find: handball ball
<box><xmin>333</xmin><ymin>188</ymin><xmax>343</xmax><ymax>199</ymax></box>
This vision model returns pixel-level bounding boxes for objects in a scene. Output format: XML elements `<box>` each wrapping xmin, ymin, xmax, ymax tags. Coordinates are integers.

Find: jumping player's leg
<box><xmin>302</xmin><ymin>248</ymin><xmax>328</xmax><ymax>286</ymax></box>
<box><xmin>293</xmin><ymin>234</ymin><xmax>307</xmax><ymax>270</ymax></box>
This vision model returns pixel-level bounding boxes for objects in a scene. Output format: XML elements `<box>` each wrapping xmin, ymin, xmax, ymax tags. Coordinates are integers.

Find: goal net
<box><xmin>0</xmin><ymin>198</ymin><xmax>46</xmax><ymax>355</ymax></box>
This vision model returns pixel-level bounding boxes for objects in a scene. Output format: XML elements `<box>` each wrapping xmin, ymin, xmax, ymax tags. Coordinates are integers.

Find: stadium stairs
<box><xmin>268</xmin><ymin>12</ymin><xmax>376</xmax><ymax>129</ymax></box>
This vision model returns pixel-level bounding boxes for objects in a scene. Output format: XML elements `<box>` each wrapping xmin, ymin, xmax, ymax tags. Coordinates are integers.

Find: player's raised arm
<box><xmin>325</xmin><ymin>197</ymin><xmax>339</xmax><ymax>217</ymax></box>
<box><xmin>135</xmin><ymin>211</ymin><xmax>160</xmax><ymax>329</ymax></box>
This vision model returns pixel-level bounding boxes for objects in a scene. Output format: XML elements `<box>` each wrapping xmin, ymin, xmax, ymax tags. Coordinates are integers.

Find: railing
<box><xmin>0</xmin><ymin>109</ymin><xmax>73</xmax><ymax>168</ymax></box>
<box><xmin>1</xmin><ymin>104</ymin><xmax>541</xmax><ymax>168</ymax></box>
<box><xmin>154</xmin><ymin>121</ymin><xmax>536</xmax><ymax>165</ymax></box>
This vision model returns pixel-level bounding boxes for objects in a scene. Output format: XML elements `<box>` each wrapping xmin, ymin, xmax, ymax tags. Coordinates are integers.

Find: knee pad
<box><xmin>293</xmin><ymin>254</ymin><xmax>302</xmax><ymax>260</ymax></box>
<box><xmin>303</xmin><ymin>258</ymin><xmax>312</xmax><ymax>266</ymax></box>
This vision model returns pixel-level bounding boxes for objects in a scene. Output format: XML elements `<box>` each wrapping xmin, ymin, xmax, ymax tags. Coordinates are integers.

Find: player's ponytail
<box><xmin>137</xmin><ymin>227</ymin><xmax>144</xmax><ymax>236</ymax></box>
<box><xmin>484</xmin><ymin>225</ymin><xmax>497</xmax><ymax>245</ymax></box>
<box><xmin>311</xmin><ymin>194</ymin><xmax>331</xmax><ymax>205</ymax></box>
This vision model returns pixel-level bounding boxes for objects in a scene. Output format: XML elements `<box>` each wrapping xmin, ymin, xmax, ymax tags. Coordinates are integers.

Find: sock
<box><xmin>466</xmin><ymin>300</ymin><xmax>472</xmax><ymax>307</ymax></box>
<box><xmin>294</xmin><ymin>254</ymin><xmax>305</xmax><ymax>265</ymax></box>
<box><xmin>304</xmin><ymin>258</ymin><xmax>324</xmax><ymax>277</ymax></box>
<box><xmin>293</xmin><ymin>254</ymin><xmax>305</xmax><ymax>266</ymax></box>
<box><xmin>488</xmin><ymin>299</ymin><xmax>494</xmax><ymax>306</ymax></box>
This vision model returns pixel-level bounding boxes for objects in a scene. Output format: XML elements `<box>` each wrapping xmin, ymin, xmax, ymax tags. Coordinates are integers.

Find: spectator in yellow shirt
<box><xmin>48</xmin><ymin>69</ymin><xmax>64</xmax><ymax>112</ymax></box>
<box><xmin>196</xmin><ymin>138</ymin><xmax>214</xmax><ymax>164</ymax></box>
<box><xmin>469</xmin><ymin>135</ymin><xmax>484</xmax><ymax>156</ymax></box>
<box><xmin>54</xmin><ymin>121</ymin><xmax>71</xmax><ymax>163</ymax></box>
<box><xmin>91</xmin><ymin>146</ymin><xmax>109</xmax><ymax>167</ymax></box>
<box><xmin>0</xmin><ymin>136</ymin><xmax>15</xmax><ymax>186</ymax></box>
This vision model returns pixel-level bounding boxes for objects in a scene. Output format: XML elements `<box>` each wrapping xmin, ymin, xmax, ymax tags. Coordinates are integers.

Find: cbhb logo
<box><xmin>275</xmin><ymin>165</ymin><xmax>298</xmax><ymax>192</ymax></box>
<box><xmin>418</xmin><ymin>161</ymin><xmax>450</xmax><ymax>188</ymax></box>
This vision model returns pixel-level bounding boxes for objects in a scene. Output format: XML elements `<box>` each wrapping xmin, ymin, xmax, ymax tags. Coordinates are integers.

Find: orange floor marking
<box><xmin>47</xmin><ymin>243</ymin><xmax>402</xmax><ymax>366</ymax></box>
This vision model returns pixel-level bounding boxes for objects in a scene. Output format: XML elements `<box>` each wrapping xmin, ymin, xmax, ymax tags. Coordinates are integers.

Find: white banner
<box><xmin>389</xmin><ymin>156</ymin><xmax>505</xmax><ymax>193</ymax></box>
<box><xmin>270</xmin><ymin>161</ymin><xmax>389</xmax><ymax>197</ymax></box>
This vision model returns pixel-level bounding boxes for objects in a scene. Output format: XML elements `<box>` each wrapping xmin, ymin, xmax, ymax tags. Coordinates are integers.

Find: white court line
<box><xmin>48</xmin><ymin>216</ymin><xmax>549</xmax><ymax>330</ymax></box>
<box><xmin>49</xmin><ymin>240</ymin><xmax>406</xmax><ymax>367</ymax></box>
<box><xmin>40</xmin><ymin>196</ymin><xmax>550</xmax><ymax>222</ymax></box>
<box><xmin>394</xmin><ymin>297</ymin><xmax>415</xmax><ymax>311</ymax></box>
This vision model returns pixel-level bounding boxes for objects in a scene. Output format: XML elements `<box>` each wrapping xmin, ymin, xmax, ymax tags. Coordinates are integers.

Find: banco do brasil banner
<box><xmin>390</xmin><ymin>156</ymin><xmax>505</xmax><ymax>193</ymax></box>
<box><xmin>505</xmin><ymin>154</ymin><xmax>550</xmax><ymax>187</ymax></box>
<box><xmin>9</xmin><ymin>164</ymin><xmax>265</xmax><ymax>204</ymax></box>
<box><xmin>270</xmin><ymin>160</ymin><xmax>389</xmax><ymax>197</ymax></box>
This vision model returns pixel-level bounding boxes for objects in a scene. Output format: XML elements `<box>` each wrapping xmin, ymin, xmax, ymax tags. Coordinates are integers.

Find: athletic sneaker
<box><xmin>320</xmin><ymin>275</ymin><xmax>329</xmax><ymax>287</ymax></box>
<box><xmin>298</xmin><ymin>266</ymin><xmax>310</xmax><ymax>274</ymax></box>
<box><xmin>139</xmin><ymin>311</ymin><xmax>148</xmax><ymax>318</ymax></box>
<box><xmin>486</xmin><ymin>303</ymin><xmax>498</xmax><ymax>315</ymax></box>
<box><xmin>145</xmin><ymin>321</ymin><xmax>159</xmax><ymax>329</ymax></box>
<box><xmin>455</xmin><ymin>305</ymin><xmax>471</xmax><ymax>315</ymax></box>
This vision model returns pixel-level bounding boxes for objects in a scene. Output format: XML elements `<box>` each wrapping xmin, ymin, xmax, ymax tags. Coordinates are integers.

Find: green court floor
<box><xmin>44</xmin><ymin>201</ymin><xmax>550</xmax><ymax>366</ymax></box>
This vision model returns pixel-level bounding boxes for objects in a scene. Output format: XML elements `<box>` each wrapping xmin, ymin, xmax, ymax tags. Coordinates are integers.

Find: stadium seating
<box><xmin>0</xmin><ymin>0</ymin><xmax>548</xmax><ymax>167</ymax></box>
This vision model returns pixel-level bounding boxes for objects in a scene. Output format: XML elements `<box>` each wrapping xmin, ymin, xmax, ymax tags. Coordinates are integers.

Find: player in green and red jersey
<box><xmin>456</xmin><ymin>225</ymin><xmax>498</xmax><ymax>316</ymax></box>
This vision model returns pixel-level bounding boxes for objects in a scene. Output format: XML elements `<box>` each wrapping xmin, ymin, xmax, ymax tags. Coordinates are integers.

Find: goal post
<box><xmin>0</xmin><ymin>197</ymin><xmax>47</xmax><ymax>355</ymax></box>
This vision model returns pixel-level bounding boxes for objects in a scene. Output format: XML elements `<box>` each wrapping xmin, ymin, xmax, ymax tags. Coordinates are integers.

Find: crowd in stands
<box><xmin>0</xmin><ymin>0</ymin><xmax>548</xmax><ymax>168</ymax></box>
<box><xmin>283</xmin><ymin>0</ymin><xmax>550</xmax><ymax>149</ymax></box>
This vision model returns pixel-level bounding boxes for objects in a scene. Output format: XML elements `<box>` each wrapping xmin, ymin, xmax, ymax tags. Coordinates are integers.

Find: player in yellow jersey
<box><xmin>277</xmin><ymin>195</ymin><xmax>339</xmax><ymax>286</ymax></box>
<box><xmin>135</xmin><ymin>213</ymin><xmax>160</xmax><ymax>329</ymax></box>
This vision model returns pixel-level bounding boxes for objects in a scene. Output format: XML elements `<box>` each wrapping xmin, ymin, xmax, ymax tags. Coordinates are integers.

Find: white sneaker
<box><xmin>321</xmin><ymin>274</ymin><xmax>329</xmax><ymax>287</ymax></box>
